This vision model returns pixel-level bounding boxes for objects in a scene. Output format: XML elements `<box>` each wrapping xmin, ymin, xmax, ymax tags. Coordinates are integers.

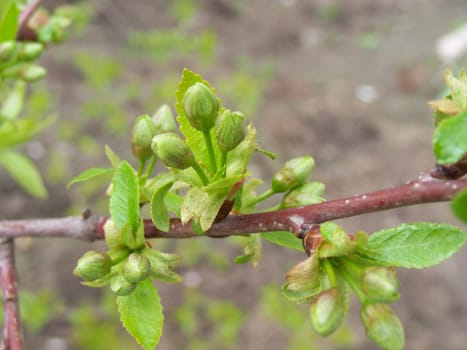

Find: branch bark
<box><xmin>0</xmin><ymin>174</ymin><xmax>464</xmax><ymax>241</ymax></box>
<box><xmin>0</xmin><ymin>239</ymin><xmax>23</xmax><ymax>350</ymax></box>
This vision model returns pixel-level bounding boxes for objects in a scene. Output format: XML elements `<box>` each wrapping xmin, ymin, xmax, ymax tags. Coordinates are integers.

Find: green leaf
<box><xmin>451</xmin><ymin>190</ymin><xmax>467</xmax><ymax>223</ymax></box>
<box><xmin>181</xmin><ymin>175</ymin><xmax>243</xmax><ymax>232</ymax></box>
<box><xmin>433</xmin><ymin>110</ymin><xmax>467</xmax><ymax>164</ymax></box>
<box><xmin>444</xmin><ymin>69</ymin><xmax>467</xmax><ymax>110</ymax></box>
<box><xmin>67</xmin><ymin>167</ymin><xmax>113</xmax><ymax>188</ymax></box>
<box><xmin>117</xmin><ymin>279</ymin><xmax>163</xmax><ymax>350</ymax></box>
<box><xmin>110</xmin><ymin>161</ymin><xmax>139</xmax><ymax>231</ymax></box>
<box><xmin>261</xmin><ymin>231</ymin><xmax>303</xmax><ymax>251</ymax></box>
<box><xmin>226</xmin><ymin>124</ymin><xmax>257</xmax><ymax>176</ymax></box>
<box><xmin>0</xmin><ymin>115</ymin><xmax>56</xmax><ymax>148</ymax></box>
<box><xmin>282</xmin><ymin>254</ymin><xmax>322</xmax><ymax>303</ymax></box>
<box><xmin>234</xmin><ymin>235</ymin><xmax>261</xmax><ymax>266</ymax></box>
<box><xmin>175</xmin><ymin>68</ymin><xmax>222</xmax><ymax>170</ymax></box>
<box><xmin>359</xmin><ymin>223</ymin><xmax>467</xmax><ymax>268</ymax></box>
<box><xmin>105</xmin><ymin>145</ymin><xmax>122</xmax><ymax>168</ymax></box>
<box><xmin>151</xmin><ymin>182</ymin><xmax>173</xmax><ymax>232</ymax></box>
<box><xmin>0</xmin><ymin>150</ymin><xmax>47</xmax><ymax>198</ymax></box>
<box><xmin>0</xmin><ymin>82</ymin><xmax>26</xmax><ymax>121</ymax></box>
<box><xmin>0</xmin><ymin>1</ymin><xmax>19</xmax><ymax>43</ymax></box>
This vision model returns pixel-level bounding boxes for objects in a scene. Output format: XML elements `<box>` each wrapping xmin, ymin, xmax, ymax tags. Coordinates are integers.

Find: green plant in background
<box><xmin>174</xmin><ymin>289</ymin><xmax>245</xmax><ymax>350</ymax></box>
<box><xmin>0</xmin><ymin>0</ymin><xmax>91</xmax><ymax>198</ymax></box>
<box><xmin>69</xmin><ymin>68</ymin><xmax>467</xmax><ymax>350</ymax></box>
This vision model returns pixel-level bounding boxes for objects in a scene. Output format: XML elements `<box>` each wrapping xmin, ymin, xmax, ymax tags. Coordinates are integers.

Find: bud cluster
<box><xmin>0</xmin><ymin>41</ymin><xmax>45</xmax><ymax>82</ymax></box>
<box><xmin>73</xmin><ymin>219</ymin><xmax>181</xmax><ymax>296</ymax></box>
<box><xmin>283</xmin><ymin>222</ymin><xmax>404</xmax><ymax>348</ymax></box>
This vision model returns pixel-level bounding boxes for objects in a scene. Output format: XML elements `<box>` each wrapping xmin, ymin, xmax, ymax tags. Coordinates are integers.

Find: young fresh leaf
<box><xmin>110</xmin><ymin>161</ymin><xmax>139</xmax><ymax>231</ymax></box>
<box><xmin>234</xmin><ymin>235</ymin><xmax>261</xmax><ymax>266</ymax></box>
<box><xmin>105</xmin><ymin>145</ymin><xmax>122</xmax><ymax>168</ymax></box>
<box><xmin>451</xmin><ymin>190</ymin><xmax>467</xmax><ymax>223</ymax></box>
<box><xmin>0</xmin><ymin>1</ymin><xmax>19</xmax><ymax>43</ymax></box>
<box><xmin>444</xmin><ymin>69</ymin><xmax>467</xmax><ymax>110</ymax></box>
<box><xmin>282</xmin><ymin>253</ymin><xmax>321</xmax><ymax>303</ymax></box>
<box><xmin>151</xmin><ymin>182</ymin><xmax>173</xmax><ymax>232</ymax></box>
<box><xmin>175</xmin><ymin>68</ymin><xmax>222</xmax><ymax>170</ymax></box>
<box><xmin>117</xmin><ymin>279</ymin><xmax>163</xmax><ymax>350</ymax></box>
<box><xmin>432</xmin><ymin>110</ymin><xmax>467</xmax><ymax>164</ymax></box>
<box><xmin>226</xmin><ymin>124</ymin><xmax>257</xmax><ymax>176</ymax></box>
<box><xmin>261</xmin><ymin>231</ymin><xmax>303</xmax><ymax>251</ymax></box>
<box><xmin>67</xmin><ymin>167</ymin><xmax>113</xmax><ymax>188</ymax></box>
<box><xmin>181</xmin><ymin>175</ymin><xmax>243</xmax><ymax>232</ymax></box>
<box><xmin>0</xmin><ymin>150</ymin><xmax>47</xmax><ymax>198</ymax></box>
<box><xmin>0</xmin><ymin>82</ymin><xmax>26</xmax><ymax>121</ymax></box>
<box><xmin>0</xmin><ymin>115</ymin><xmax>56</xmax><ymax>148</ymax></box>
<box><xmin>358</xmin><ymin>223</ymin><xmax>467</xmax><ymax>268</ymax></box>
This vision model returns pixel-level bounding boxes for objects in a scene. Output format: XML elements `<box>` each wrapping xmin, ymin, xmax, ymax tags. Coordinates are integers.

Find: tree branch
<box><xmin>16</xmin><ymin>0</ymin><xmax>42</xmax><ymax>41</ymax></box>
<box><xmin>0</xmin><ymin>174</ymin><xmax>464</xmax><ymax>242</ymax></box>
<box><xmin>0</xmin><ymin>239</ymin><xmax>23</xmax><ymax>350</ymax></box>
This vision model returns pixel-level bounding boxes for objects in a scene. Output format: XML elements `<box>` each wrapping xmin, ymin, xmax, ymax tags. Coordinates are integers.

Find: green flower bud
<box><xmin>131</xmin><ymin>114</ymin><xmax>156</xmax><ymax>161</ymax></box>
<box><xmin>0</xmin><ymin>41</ymin><xmax>16</xmax><ymax>62</ymax></box>
<box><xmin>318</xmin><ymin>222</ymin><xmax>354</xmax><ymax>258</ymax></box>
<box><xmin>152</xmin><ymin>104</ymin><xmax>176</xmax><ymax>134</ymax></box>
<box><xmin>110</xmin><ymin>273</ymin><xmax>137</xmax><ymax>296</ymax></box>
<box><xmin>280</xmin><ymin>182</ymin><xmax>325</xmax><ymax>208</ymax></box>
<box><xmin>73</xmin><ymin>250</ymin><xmax>111</xmax><ymax>282</ymax></box>
<box><xmin>151</xmin><ymin>132</ymin><xmax>194</xmax><ymax>169</ymax></box>
<box><xmin>123</xmin><ymin>253</ymin><xmax>151</xmax><ymax>283</ymax></box>
<box><xmin>182</xmin><ymin>82</ymin><xmax>219</xmax><ymax>132</ymax></box>
<box><xmin>142</xmin><ymin>248</ymin><xmax>182</xmax><ymax>283</ymax></box>
<box><xmin>362</xmin><ymin>267</ymin><xmax>400</xmax><ymax>302</ymax></box>
<box><xmin>1</xmin><ymin>63</ymin><xmax>45</xmax><ymax>81</ymax></box>
<box><xmin>361</xmin><ymin>303</ymin><xmax>405</xmax><ymax>350</ymax></box>
<box><xmin>103</xmin><ymin>219</ymin><xmax>121</xmax><ymax>249</ymax></box>
<box><xmin>215</xmin><ymin>109</ymin><xmax>245</xmax><ymax>152</ymax></box>
<box><xmin>18</xmin><ymin>43</ymin><xmax>43</xmax><ymax>61</ymax></box>
<box><xmin>282</xmin><ymin>254</ymin><xmax>321</xmax><ymax>303</ymax></box>
<box><xmin>2</xmin><ymin>64</ymin><xmax>47</xmax><ymax>82</ymax></box>
<box><xmin>310</xmin><ymin>288</ymin><xmax>345</xmax><ymax>336</ymax></box>
<box><xmin>271</xmin><ymin>156</ymin><xmax>315</xmax><ymax>193</ymax></box>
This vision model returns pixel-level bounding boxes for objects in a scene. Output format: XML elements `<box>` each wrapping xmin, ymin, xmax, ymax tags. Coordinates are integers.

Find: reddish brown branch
<box><xmin>16</xmin><ymin>0</ymin><xmax>42</xmax><ymax>41</ymax></box>
<box><xmin>0</xmin><ymin>174</ymin><xmax>464</xmax><ymax>242</ymax></box>
<box><xmin>0</xmin><ymin>239</ymin><xmax>23</xmax><ymax>350</ymax></box>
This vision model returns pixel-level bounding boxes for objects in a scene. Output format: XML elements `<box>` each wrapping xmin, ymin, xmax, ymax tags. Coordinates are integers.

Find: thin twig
<box><xmin>16</xmin><ymin>0</ymin><xmax>42</xmax><ymax>41</ymax></box>
<box><xmin>0</xmin><ymin>174</ymin><xmax>464</xmax><ymax>241</ymax></box>
<box><xmin>0</xmin><ymin>239</ymin><xmax>23</xmax><ymax>350</ymax></box>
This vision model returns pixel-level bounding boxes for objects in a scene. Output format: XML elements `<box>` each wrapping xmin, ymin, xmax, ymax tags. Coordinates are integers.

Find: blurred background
<box><xmin>1</xmin><ymin>0</ymin><xmax>466</xmax><ymax>349</ymax></box>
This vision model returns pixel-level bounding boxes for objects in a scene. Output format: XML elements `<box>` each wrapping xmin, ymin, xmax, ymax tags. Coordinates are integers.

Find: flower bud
<box><xmin>73</xmin><ymin>250</ymin><xmax>111</xmax><ymax>282</ymax></box>
<box><xmin>182</xmin><ymin>82</ymin><xmax>219</xmax><ymax>132</ymax></box>
<box><xmin>123</xmin><ymin>253</ymin><xmax>151</xmax><ymax>283</ymax></box>
<box><xmin>280</xmin><ymin>182</ymin><xmax>325</xmax><ymax>208</ymax></box>
<box><xmin>110</xmin><ymin>273</ymin><xmax>137</xmax><ymax>296</ymax></box>
<box><xmin>318</xmin><ymin>222</ymin><xmax>354</xmax><ymax>258</ymax></box>
<box><xmin>282</xmin><ymin>254</ymin><xmax>321</xmax><ymax>303</ymax></box>
<box><xmin>151</xmin><ymin>132</ymin><xmax>194</xmax><ymax>169</ymax></box>
<box><xmin>1</xmin><ymin>63</ymin><xmax>46</xmax><ymax>82</ymax></box>
<box><xmin>310</xmin><ymin>288</ymin><xmax>345</xmax><ymax>336</ymax></box>
<box><xmin>215</xmin><ymin>109</ymin><xmax>245</xmax><ymax>152</ymax></box>
<box><xmin>152</xmin><ymin>104</ymin><xmax>176</xmax><ymax>134</ymax></box>
<box><xmin>131</xmin><ymin>114</ymin><xmax>156</xmax><ymax>161</ymax></box>
<box><xmin>361</xmin><ymin>267</ymin><xmax>400</xmax><ymax>302</ymax></box>
<box><xmin>103</xmin><ymin>219</ymin><xmax>121</xmax><ymax>249</ymax></box>
<box><xmin>361</xmin><ymin>303</ymin><xmax>405</xmax><ymax>350</ymax></box>
<box><xmin>18</xmin><ymin>43</ymin><xmax>43</xmax><ymax>61</ymax></box>
<box><xmin>0</xmin><ymin>41</ymin><xmax>16</xmax><ymax>62</ymax></box>
<box><xmin>271</xmin><ymin>156</ymin><xmax>315</xmax><ymax>193</ymax></box>
<box><xmin>142</xmin><ymin>248</ymin><xmax>182</xmax><ymax>283</ymax></box>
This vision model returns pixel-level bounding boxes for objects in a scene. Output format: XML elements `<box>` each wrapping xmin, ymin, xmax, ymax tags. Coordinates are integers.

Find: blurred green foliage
<box><xmin>260</xmin><ymin>284</ymin><xmax>354</xmax><ymax>350</ymax></box>
<box><xmin>174</xmin><ymin>289</ymin><xmax>245</xmax><ymax>350</ymax></box>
